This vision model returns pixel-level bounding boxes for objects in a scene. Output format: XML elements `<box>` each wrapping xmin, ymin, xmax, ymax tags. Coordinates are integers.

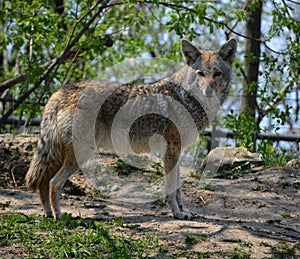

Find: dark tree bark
<box><xmin>54</xmin><ymin>0</ymin><xmax>65</xmax><ymax>14</ymax></box>
<box><xmin>241</xmin><ymin>1</ymin><xmax>263</xmax><ymax>116</ymax></box>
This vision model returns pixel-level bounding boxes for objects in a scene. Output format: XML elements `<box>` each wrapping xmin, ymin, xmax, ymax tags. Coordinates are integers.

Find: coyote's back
<box><xmin>25</xmin><ymin>38</ymin><xmax>237</xmax><ymax>219</ymax></box>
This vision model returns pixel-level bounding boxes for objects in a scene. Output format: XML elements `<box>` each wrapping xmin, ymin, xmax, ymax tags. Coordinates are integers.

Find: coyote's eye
<box><xmin>214</xmin><ymin>71</ymin><xmax>222</xmax><ymax>77</ymax></box>
<box><xmin>196</xmin><ymin>70</ymin><xmax>205</xmax><ymax>77</ymax></box>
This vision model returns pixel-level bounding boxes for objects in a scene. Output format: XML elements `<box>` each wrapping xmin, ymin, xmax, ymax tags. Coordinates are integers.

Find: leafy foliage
<box><xmin>221</xmin><ymin>1</ymin><xmax>300</xmax><ymax>157</ymax></box>
<box><xmin>0</xmin><ymin>0</ymin><xmax>299</xmax><ymax>158</ymax></box>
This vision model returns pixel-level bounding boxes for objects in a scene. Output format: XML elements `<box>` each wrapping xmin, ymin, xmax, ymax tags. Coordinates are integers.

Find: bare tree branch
<box><xmin>0</xmin><ymin>75</ymin><xmax>27</xmax><ymax>93</ymax></box>
<box><xmin>0</xmin><ymin>0</ymin><xmax>111</xmax><ymax>127</ymax></box>
<box><xmin>286</xmin><ymin>0</ymin><xmax>300</xmax><ymax>6</ymax></box>
<box><xmin>225</xmin><ymin>0</ymin><xmax>251</xmax><ymax>38</ymax></box>
<box><xmin>142</xmin><ymin>0</ymin><xmax>290</xmax><ymax>55</ymax></box>
<box><xmin>0</xmin><ymin>49</ymin><xmax>78</xmax><ymax>93</ymax></box>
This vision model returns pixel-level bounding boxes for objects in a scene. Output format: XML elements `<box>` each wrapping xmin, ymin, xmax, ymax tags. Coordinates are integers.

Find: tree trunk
<box><xmin>241</xmin><ymin>1</ymin><xmax>263</xmax><ymax>116</ymax></box>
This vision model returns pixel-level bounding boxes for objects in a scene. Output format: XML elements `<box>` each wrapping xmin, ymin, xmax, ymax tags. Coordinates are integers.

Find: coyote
<box><xmin>25</xmin><ymin>38</ymin><xmax>237</xmax><ymax>219</ymax></box>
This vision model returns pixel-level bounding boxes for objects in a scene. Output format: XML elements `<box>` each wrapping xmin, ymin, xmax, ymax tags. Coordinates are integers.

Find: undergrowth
<box><xmin>0</xmin><ymin>213</ymin><xmax>159</xmax><ymax>258</ymax></box>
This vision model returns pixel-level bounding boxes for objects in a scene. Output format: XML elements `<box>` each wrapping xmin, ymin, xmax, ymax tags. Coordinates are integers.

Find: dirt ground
<box><xmin>0</xmin><ymin>134</ymin><xmax>299</xmax><ymax>258</ymax></box>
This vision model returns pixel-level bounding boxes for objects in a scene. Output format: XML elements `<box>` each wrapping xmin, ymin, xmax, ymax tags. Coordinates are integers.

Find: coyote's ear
<box><xmin>181</xmin><ymin>39</ymin><xmax>201</xmax><ymax>66</ymax></box>
<box><xmin>218</xmin><ymin>38</ymin><xmax>237</xmax><ymax>64</ymax></box>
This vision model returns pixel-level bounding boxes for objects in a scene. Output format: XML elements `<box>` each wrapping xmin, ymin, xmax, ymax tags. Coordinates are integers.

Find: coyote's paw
<box><xmin>173</xmin><ymin>210</ymin><xmax>195</xmax><ymax>220</ymax></box>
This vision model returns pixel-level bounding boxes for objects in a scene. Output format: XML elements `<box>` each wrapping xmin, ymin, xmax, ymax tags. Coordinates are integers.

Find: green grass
<box><xmin>0</xmin><ymin>213</ymin><xmax>160</xmax><ymax>258</ymax></box>
<box><xmin>111</xmin><ymin>159</ymin><xmax>163</xmax><ymax>177</ymax></box>
<box><xmin>281</xmin><ymin>211</ymin><xmax>292</xmax><ymax>218</ymax></box>
<box><xmin>271</xmin><ymin>242</ymin><xmax>300</xmax><ymax>258</ymax></box>
<box><xmin>277</xmin><ymin>181</ymin><xmax>300</xmax><ymax>190</ymax></box>
<box><xmin>183</xmin><ymin>234</ymin><xmax>207</xmax><ymax>245</ymax></box>
<box><xmin>201</xmin><ymin>161</ymin><xmax>263</xmax><ymax>180</ymax></box>
<box><xmin>262</xmin><ymin>150</ymin><xmax>297</xmax><ymax>167</ymax></box>
<box><xmin>2</xmin><ymin>213</ymin><xmax>299</xmax><ymax>258</ymax></box>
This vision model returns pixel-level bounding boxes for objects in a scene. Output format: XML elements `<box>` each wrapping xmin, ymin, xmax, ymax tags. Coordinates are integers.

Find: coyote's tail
<box><xmin>25</xmin><ymin>92</ymin><xmax>63</xmax><ymax>190</ymax></box>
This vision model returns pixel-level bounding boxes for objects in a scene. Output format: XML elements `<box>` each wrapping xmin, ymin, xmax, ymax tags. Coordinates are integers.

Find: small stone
<box><xmin>286</xmin><ymin>159</ymin><xmax>300</xmax><ymax>170</ymax></box>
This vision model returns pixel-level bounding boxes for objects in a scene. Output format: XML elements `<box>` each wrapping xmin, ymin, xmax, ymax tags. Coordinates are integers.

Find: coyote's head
<box><xmin>181</xmin><ymin>38</ymin><xmax>237</xmax><ymax>103</ymax></box>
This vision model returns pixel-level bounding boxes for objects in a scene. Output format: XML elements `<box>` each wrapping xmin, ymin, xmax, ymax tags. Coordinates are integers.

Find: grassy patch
<box><xmin>183</xmin><ymin>234</ymin><xmax>207</xmax><ymax>245</ymax></box>
<box><xmin>172</xmin><ymin>248</ymin><xmax>253</xmax><ymax>259</ymax></box>
<box><xmin>281</xmin><ymin>211</ymin><xmax>292</xmax><ymax>218</ymax></box>
<box><xmin>2</xmin><ymin>213</ymin><xmax>297</xmax><ymax>258</ymax></box>
<box><xmin>111</xmin><ymin>159</ymin><xmax>163</xmax><ymax>177</ymax></box>
<box><xmin>0</xmin><ymin>201</ymin><xmax>11</xmax><ymax>210</ymax></box>
<box><xmin>277</xmin><ymin>181</ymin><xmax>300</xmax><ymax>190</ymax></box>
<box><xmin>202</xmin><ymin>161</ymin><xmax>263</xmax><ymax>180</ymax></box>
<box><xmin>201</xmin><ymin>184</ymin><xmax>214</xmax><ymax>191</ymax></box>
<box><xmin>263</xmin><ymin>151</ymin><xmax>298</xmax><ymax>167</ymax></box>
<box><xmin>266</xmin><ymin>219</ymin><xmax>282</xmax><ymax>224</ymax></box>
<box><xmin>251</xmin><ymin>185</ymin><xmax>264</xmax><ymax>191</ymax></box>
<box><xmin>0</xmin><ymin>213</ymin><xmax>161</xmax><ymax>258</ymax></box>
<box><xmin>271</xmin><ymin>242</ymin><xmax>300</xmax><ymax>258</ymax></box>
<box><xmin>190</xmin><ymin>171</ymin><xmax>202</xmax><ymax>180</ymax></box>
<box><xmin>230</xmin><ymin>247</ymin><xmax>252</xmax><ymax>259</ymax></box>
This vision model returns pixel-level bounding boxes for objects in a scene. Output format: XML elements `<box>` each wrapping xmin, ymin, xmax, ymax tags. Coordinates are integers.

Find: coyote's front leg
<box><xmin>163</xmin><ymin>143</ymin><xmax>194</xmax><ymax>219</ymax></box>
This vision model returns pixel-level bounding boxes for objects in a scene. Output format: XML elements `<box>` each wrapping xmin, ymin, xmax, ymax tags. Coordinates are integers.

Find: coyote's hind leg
<box><xmin>38</xmin><ymin>178</ymin><xmax>53</xmax><ymax>217</ymax></box>
<box><xmin>49</xmin><ymin>160</ymin><xmax>78</xmax><ymax>219</ymax></box>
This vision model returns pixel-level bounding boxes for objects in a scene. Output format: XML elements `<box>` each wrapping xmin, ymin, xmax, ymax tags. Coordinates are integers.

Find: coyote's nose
<box><xmin>204</xmin><ymin>85</ymin><xmax>214</xmax><ymax>97</ymax></box>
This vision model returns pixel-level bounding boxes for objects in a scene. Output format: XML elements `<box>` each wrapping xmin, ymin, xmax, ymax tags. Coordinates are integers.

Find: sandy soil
<box><xmin>0</xmin><ymin>134</ymin><xmax>299</xmax><ymax>258</ymax></box>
